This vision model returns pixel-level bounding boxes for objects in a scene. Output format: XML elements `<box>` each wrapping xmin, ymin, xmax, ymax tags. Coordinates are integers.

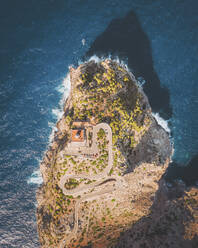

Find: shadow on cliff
<box><xmin>123</xmin><ymin>118</ymin><xmax>172</xmax><ymax>175</ymax></box>
<box><xmin>166</xmin><ymin>153</ymin><xmax>198</xmax><ymax>186</ymax></box>
<box><xmin>85</xmin><ymin>10</ymin><xmax>172</xmax><ymax>120</ymax></box>
<box><xmin>113</xmin><ymin>176</ymin><xmax>198</xmax><ymax>248</ymax></box>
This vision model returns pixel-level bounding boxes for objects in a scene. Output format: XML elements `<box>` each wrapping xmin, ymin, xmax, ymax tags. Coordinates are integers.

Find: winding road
<box><xmin>59</xmin><ymin>123</ymin><xmax>123</xmax><ymax>247</ymax></box>
<box><xmin>59</xmin><ymin>123</ymin><xmax>113</xmax><ymax>196</ymax></box>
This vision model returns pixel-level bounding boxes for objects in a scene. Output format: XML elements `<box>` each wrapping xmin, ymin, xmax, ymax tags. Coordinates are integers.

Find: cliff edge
<box><xmin>36</xmin><ymin>60</ymin><xmax>198</xmax><ymax>248</ymax></box>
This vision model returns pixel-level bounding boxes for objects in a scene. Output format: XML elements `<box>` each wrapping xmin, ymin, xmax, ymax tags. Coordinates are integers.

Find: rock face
<box><xmin>36</xmin><ymin>60</ymin><xmax>198</xmax><ymax>248</ymax></box>
<box><xmin>114</xmin><ymin>183</ymin><xmax>198</xmax><ymax>248</ymax></box>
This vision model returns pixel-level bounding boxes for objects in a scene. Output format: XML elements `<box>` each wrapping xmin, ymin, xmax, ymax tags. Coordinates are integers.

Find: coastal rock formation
<box><xmin>114</xmin><ymin>182</ymin><xmax>198</xmax><ymax>248</ymax></box>
<box><xmin>37</xmin><ymin>60</ymin><xmax>197</xmax><ymax>248</ymax></box>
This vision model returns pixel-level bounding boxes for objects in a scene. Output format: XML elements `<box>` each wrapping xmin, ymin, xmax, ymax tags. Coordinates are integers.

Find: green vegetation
<box><xmin>59</xmin><ymin>62</ymin><xmax>147</xmax><ymax>178</ymax></box>
<box><xmin>65</xmin><ymin>178</ymin><xmax>79</xmax><ymax>190</ymax></box>
<box><xmin>70</xmin><ymin>60</ymin><xmax>151</xmax><ymax>152</ymax></box>
<box><xmin>62</xmin><ymin>127</ymin><xmax>109</xmax><ymax>176</ymax></box>
<box><xmin>108</xmin><ymin>168</ymin><xmax>113</xmax><ymax>176</ymax></box>
<box><xmin>97</xmin><ymin>128</ymin><xmax>105</xmax><ymax>139</ymax></box>
<box><xmin>38</xmin><ymin>60</ymin><xmax>151</xmax><ymax>247</ymax></box>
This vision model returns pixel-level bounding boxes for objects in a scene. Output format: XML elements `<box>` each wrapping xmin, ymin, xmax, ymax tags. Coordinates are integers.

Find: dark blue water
<box><xmin>0</xmin><ymin>0</ymin><xmax>198</xmax><ymax>246</ymax></box>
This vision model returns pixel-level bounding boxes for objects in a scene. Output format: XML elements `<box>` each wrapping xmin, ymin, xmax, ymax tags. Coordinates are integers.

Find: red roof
<box><xmin>71</xmin><ymin>129</ymin><xmax>85</xmax><ymax>142</ymax></box>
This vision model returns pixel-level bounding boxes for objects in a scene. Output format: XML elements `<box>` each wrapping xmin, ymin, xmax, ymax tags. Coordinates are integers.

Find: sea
<box><xmin>0</xmin><ymin>0</ymin><xmax>198</xmax><ymax>246</ymax></box>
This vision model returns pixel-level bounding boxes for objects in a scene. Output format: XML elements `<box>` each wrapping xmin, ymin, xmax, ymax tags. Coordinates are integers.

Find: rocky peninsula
<box><xmin>36</xmin><ymin>60</ymin><xmax>198</xmax><ymax>248</ymax></box>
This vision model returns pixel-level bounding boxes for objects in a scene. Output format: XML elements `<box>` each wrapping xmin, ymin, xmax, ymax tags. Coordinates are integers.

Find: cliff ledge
<box><xmin>37</xmin><ymin>60</ymin><xmax>198</xmax><ymax>248</ymax></box>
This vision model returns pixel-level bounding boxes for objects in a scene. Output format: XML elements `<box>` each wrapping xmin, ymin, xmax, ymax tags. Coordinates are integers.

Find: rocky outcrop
<box><xmin>36</xmin><ymin>60</ymin><xmax>197</xmax><ymax>248</ymax></box>
<box><xmin>114</xmin><ymin>182</ymin><xmax>198</xmax><ymax>248</ymax></box>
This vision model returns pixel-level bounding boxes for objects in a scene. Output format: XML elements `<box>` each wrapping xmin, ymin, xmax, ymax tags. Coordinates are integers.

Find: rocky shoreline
<box><xmin>36</xmin><ymin>60</ymin><xmax>198</xmax><ymax>248</ymax></box>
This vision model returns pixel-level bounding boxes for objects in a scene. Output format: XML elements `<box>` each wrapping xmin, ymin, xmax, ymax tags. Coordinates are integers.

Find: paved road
<box><xmin>59</xmin><ymin>186</ymin><xmax>117</xmax><ymax>248</ymax></box>
<box><xmin>63</xmin><ymin>122</ymin><xmax>112</xmax><ymax>156</ymax></box>
<box><xmin>59</xmin><ymin>123</ymin><xmax>113</xmax><ymax>195</ymax></box>
<box><xmin>58</xmin><ymin>123</ymin><xmax>121</xmax><ymax>247</ymax></box>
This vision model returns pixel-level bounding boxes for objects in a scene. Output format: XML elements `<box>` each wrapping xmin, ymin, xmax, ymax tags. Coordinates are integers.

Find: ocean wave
<box><xmin>87</xmin><ymin>54</ymin><xmax>129</xmax><ymax>69</ymax></box>
<box><xmin>137</xmin><ymin>76</ymin><xmax>146</xmax><ymax>87</ymax></box>
<box><xmin>152</xmin><ymin>112</ymin><xmax>171</xmax><ymax>134</ymax></box>
<box><xmin>48</xmin><ymin>124</ymin><xmax>58</xmax><ymax>143</ymax></box>
<box><xmin>52</xmin><ymin>108</ymin><xmax>64</xmax><ymax>121</ymax></box>
<box><xmin>27</xmin><ymin>169</ymin><xmax>43</xmax><ymax>185</ymax></box>
<box><xmin>80</xmin><ymin>56</ymin><xmax>171</xmax><ymax>136</ymax></box>
<box><xmin>152</xmin><ymin>113</ymin><xmax>175</xmax><ymax>162</ymax></box>
<box><xmin>27</xmin><ymin>72</ymin><xmax>71</xmax><ymax>185</ymax></box>
<box><xmin>56</xmin><ymin>73</ymin><xmax>71</xmax><ymax>113</ymax></box>
<box><xmin>49</xmin><ymin>73</ymin><xmax>71</xmax><ymax>142</ymax></box>
<box><xmin>81</xmin><ymin>38</ymin><xmax>86</xmax><ymax>46</ymax></box>
<box><xmin>49</xmin><ymin>73</ymin><xmax>71</xmax><ymax>141</ymax></box>
<box><xmin>85</xmin><ymin>55</ymin><xmax>143</xmax><ymax>88</ymax></box>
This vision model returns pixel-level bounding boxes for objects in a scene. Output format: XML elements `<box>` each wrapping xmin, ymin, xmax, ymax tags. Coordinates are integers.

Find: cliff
<box><xmin>36</xmin><ymin>60</ymin><xmax>198</xmax><ymax>248</ymax></box>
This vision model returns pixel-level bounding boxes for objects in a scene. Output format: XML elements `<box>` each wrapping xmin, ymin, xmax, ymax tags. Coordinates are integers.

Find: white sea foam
<box><xmin>48</xmin><ymin>125</ymin><xmax>58</xmax><ymax>143</ymax></box>
<box><xmin>137</xmin><ymin>76</ymin><xmax>146</xmax><ymax>87</ymax></box>
<box><xmin>27</xmin><ymin>169</ymin><xmax>43</xmax><ymax>185</ymax></box>
<box><xmin>81</xmin><ymin>38</ymin><xmax>86</xmax><ymax>46</ymax></box>
<box><xmin>49</xmin><ymin>73</ymin><xmax>71</xmax><ymax>143</ymax></box>
<box><xmin>152</xmin><ymin>113</ymin><xmax>174</xmax><ymax>162</ymax></box>
<box><xmin>86</xmin><ymin>55</ymin><xmax>141</xmax><ymax>88</ymax></box>
<box><xmin>55</xmin><ymin>73</ymin><xmax>71</xmax><ymax>116</ymax></box>
<box><xmin>87</xmin><ymin>55</ymin><xmax>128</xmax><ymax>69</ymax></box>
<box><xmin>86</xmin><ymin>55</ymin><xmax>145</xmax><ymax>92</ymax></box>
<box><xmin>80</xmin><ymin>56</ymin><xmax>170</xmax><ymax>136</ymax></box>
<box><xmin>52</xmin><ymin>108</ymin><xmax>63</xmax><ymax>121</ymax></box>
<box><xmin>28</xmin><ymin>72</ymin><xmax>71</xmax><ymax>185</ymax></box>
<box><xmin>152</xmin><ymin>112</ymin><xmax>171</xmax><ymax>134</ymax></box>
<box><xmin>170</xmin><ymin>145</ymin><xmax>175</xmax><ymax>162</ymax></box>
<box><xmin>88</xmin><ymin>55</ymin><xmax>102</xmax><ymax>63</ymax></box>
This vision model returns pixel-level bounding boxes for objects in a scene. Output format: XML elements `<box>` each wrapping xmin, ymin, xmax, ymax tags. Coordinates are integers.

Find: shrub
<box><xmin>97</xmin><ymin>128</ymin><xmax>105</xmax><ymax>139</ymax></box>
<box><xmin>65</xmin><ymin>178</ymin><xmax>79</xmax><ymax>190</ymax></box>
